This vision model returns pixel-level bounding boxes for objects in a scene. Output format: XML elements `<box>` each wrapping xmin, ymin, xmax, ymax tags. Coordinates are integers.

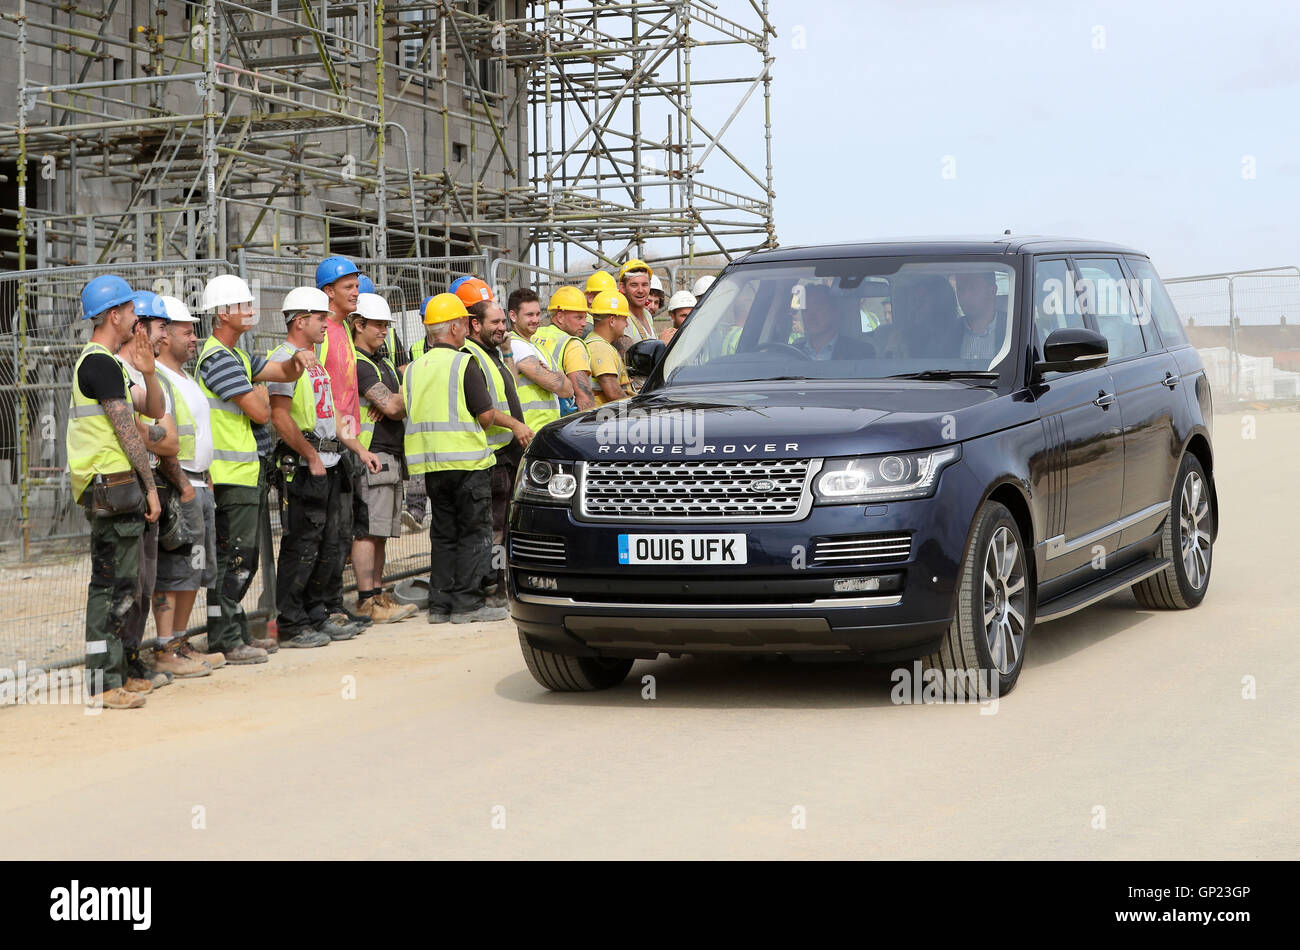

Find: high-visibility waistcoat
<box><xmin>402</xmin><ymin>347</ymin><xmax>493</xmax><ymax>475</ymax></box>
<box><xmin>409</xmin><ymin>336</ymin><xmax>431</xmax><ymax>361</ymax></box>
<box><xmin>67</xmin><ymin>342</ymin><xmax>133</xmax><ymax>499</ymax></box>
<box><xmin>355</xmin><ymin>346</ymin><xmax>399</xmax><ymax>451</ymax></box>
<box><xmin>196</xmin><ymin>337</ymin><xmax>260</xmax><ymax>487</ymax></box>
<box><xmin>157</xmin><ymin>371</ymin><xmax>195</xmax><ymax>466</ymax></box>
<box><xmin>266</xmin><ymin>343</ymin><xmax>319</xmax><ymax>435</ymax></box>
<box><xmin>532</xmin><ymin>325</ymin><xmax>589</xmax><ymax>416</ymax></box>
<box><xmin>509</xmin><ymin>330</ymin><xmax>561</xmax><ymax>430</ymax></box>
<box><xmin>461</xmin><ymin>339</ymin><xmax>512</xmax><ymax>453</ymax></box>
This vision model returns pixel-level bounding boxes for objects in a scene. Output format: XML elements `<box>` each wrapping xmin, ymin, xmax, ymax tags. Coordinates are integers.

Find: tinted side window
<box><xmin>1032</xmin><ymin>258</ymin><xmax>1084</xmax><ymax>347</ymax></box>
<box><xmin>1127</xmin><ymin>257</ymin><xmax>1189</xmax><ymax>346</ymax></box>
<box><xmin>1076</xmin><ymin>258</ymin><xmax>1148</xmax><ymax>360</ymax></box>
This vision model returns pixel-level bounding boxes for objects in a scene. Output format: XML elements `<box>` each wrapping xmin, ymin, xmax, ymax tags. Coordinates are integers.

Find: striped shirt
<box><xmin>197</xmin><ymin>345</ymin><xmax>274</xmax><ymax>457</ymax></box>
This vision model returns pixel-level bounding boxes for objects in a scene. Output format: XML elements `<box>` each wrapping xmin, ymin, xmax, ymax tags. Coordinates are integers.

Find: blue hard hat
<box><xmin>131</xmin><ymin>290</ymin><xmax>169</xmax><ymax>321</ymax></box>
<box><xmin>80</xmin><ymin>275</ymin><xmax>135</xmax><ymax>320</ymax></box>
<box><xmin>449</xmin><ymin>275</ymin><xmax>472</xmax><ymax>293</ymax></box>
<box><xmin>315</xmin><ymin>255</ymin><xmax>359</xmax><ymax>290</ymax></box>
<box><xmin>357</xmin><ymin>275</ymin><xmax>375</xmax><ymax>295</ymax></box>
<box><xmin>421</xmin><ymin>295</ymin><xmax>433</xmax><ymax>315</ymax></box>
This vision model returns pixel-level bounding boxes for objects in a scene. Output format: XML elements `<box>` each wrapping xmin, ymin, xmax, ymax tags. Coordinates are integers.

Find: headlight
<box><xmin>514</xmin><ymin>458</ymin><xmax>577</xmax><ymax>504</ymax></box>
<box><xmin>813</xmin><ymin>446</ymin><xmax>961</xmax><ymax>504</ymax></box>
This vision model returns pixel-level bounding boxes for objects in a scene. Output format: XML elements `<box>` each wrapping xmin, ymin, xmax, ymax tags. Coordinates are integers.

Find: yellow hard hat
<box><xmin>547</xmin><ymin>285</ymin><xmax>589</xmax><ymax>313</ymax></box>
<box><xmin>585</xmin><ymin>270</ymin><xmax>617</xmax><ymax>295</ymax></box>
<box><xmin>424</xmin><ymin>292</ymin><xmax>470</xmax><ymax>325</ymax></box>
<box><xmin>617</xmin><ymin>259</ymin><xmax>651</xmax><ymax>282</ymax></box>
<box><xmin>590</xmin><ymin>290</ymin><xmax>631</xmax><ymax>319</ymax></box>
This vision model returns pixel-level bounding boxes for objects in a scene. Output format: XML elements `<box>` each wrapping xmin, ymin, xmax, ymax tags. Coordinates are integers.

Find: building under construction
<box><xmin>0</xmin><ymin>0</ymin><xmax>776</xmax><ymax>275</ymax></box>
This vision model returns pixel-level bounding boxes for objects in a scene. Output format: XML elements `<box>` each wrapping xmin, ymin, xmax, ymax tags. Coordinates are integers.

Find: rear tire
<box><xmin>923</xmin><ymin>500</ymin><xmax>1032</xmax><ymax>699</ymax></box>
<box><xmin>518</xmin><ymin>630</ymin><xmax>634</xmax><ymax>691</ymax></box>
<box><xmin>1132</xmin><ymin>454</ymin><xmax>1213</xmax><ymax>609</ymax></box>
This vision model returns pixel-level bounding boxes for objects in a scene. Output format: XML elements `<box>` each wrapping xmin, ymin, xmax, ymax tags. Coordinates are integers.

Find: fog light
<box><xmin>833</xmin><ymin>577</ymin><xmax>882</xmax><ymax>593</ymax></box>
<box><xmin>548</xmin><ymin>473</ymin><xmax>576</xmax><ymax>499</ymax></box>
<box><xmin>524</xmin><ymin>574</ymin><xmax>558</xmax><ymax>591</ymax></box>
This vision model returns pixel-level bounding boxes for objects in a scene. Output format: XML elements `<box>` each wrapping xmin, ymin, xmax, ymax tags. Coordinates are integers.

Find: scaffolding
<box><xmin>1</xmin><ymin>0</ymin><xmax>776</xmax><ymax>278</ymax></box>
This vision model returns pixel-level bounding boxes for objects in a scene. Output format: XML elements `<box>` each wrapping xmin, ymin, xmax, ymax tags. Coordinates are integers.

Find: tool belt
<box><xmin>91</xmin><ymin>471</ymin><xmax>145</xmax><ymax>518</ymax></box>
<box><xmin>303</xmin><ymin>432</ymin><xmax>341</xmax><ymax>454</ymax></box>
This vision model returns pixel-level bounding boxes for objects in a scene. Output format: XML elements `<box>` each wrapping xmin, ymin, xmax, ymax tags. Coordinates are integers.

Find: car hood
<box><xmin>532</xmin><ymin>380</ymin><xmax>1018</xmax><ymax>460</ymax></box>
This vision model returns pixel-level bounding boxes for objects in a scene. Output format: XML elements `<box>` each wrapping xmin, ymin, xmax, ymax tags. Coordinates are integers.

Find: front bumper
<box><xmin>507</xmin><ymin>481</ymin><xmax>975</xmax><ymax>661</ymax></box>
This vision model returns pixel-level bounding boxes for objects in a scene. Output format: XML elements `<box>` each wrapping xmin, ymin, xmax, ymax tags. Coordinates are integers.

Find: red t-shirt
<box><xmin>322</xmin><ymin>317</ymin><xmax>360</xmax><ymax>440</ymax></box>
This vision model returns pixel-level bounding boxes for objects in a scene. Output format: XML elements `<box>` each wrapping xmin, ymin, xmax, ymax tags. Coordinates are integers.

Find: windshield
<box><xmin>662</xmin><ymin>255</ymin><xmax>1019</xmax><ymax>385</ymax></box>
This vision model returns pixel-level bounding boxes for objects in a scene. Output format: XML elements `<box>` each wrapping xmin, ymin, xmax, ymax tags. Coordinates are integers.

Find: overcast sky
<box><xmin>754</xmin><ymin>0</ymin><xmax>1300</xmax><ymax>280</ymax></box>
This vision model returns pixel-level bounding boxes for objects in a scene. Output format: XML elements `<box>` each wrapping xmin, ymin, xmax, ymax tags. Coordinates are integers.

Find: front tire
<box><xmin>924</xmin><ymin>501</ymin><xmax>1032</xmax><ymax>698</ymax></box>
<box><xmin>1132</xmin><ymin>454</ymin><xmax>1213</xmax><ymax>609</ymax></box>
<box><xmin>518</xmin><ymin>630</ymin><xmax>634</xmax><ymax>691</ymax></box>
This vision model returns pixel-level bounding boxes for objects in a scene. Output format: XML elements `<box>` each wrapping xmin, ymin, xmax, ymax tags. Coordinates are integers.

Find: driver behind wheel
<box><xmin>791</xmin><ymin>284</ymin><xmax>875</xmax><ymax>361</ymax></box>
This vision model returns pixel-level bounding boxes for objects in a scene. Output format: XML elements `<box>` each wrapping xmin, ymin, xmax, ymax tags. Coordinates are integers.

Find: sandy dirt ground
<box><xmin>2</xmin><ymin>412</ymin><xmax>1296</xmax><ymax>860</ymax></box>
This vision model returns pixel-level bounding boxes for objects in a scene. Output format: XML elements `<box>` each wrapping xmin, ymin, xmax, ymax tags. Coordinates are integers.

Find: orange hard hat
<box><xmin>453</xmin><ymin>277</ymin><xmax>494</xmax><ymax>308</ymax></box>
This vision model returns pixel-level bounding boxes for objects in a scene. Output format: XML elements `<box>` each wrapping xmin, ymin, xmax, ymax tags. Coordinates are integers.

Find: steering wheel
<box><xmin>753</xmin><ymin>341</ymin><xmax>813</xmax><ymax>359</ymax></box>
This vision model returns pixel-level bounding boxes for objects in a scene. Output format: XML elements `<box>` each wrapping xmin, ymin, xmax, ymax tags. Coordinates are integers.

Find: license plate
<box><xmin>617</xmin><ymin>534</ymin><xmax>747</xmax><ymax>565</ymax></box>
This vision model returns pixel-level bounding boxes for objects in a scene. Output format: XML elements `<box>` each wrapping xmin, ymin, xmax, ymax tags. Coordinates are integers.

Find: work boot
<box><xmin>377</xmin><ymin>591</ymin><xmax>419</xmax><ymax>622</ymax></box>
<box><xmin>223</xmin><ymin>644</ymin><xmax>268</xmax><ymax>665</ymax></box>
<box><xmin>483</xmin><ymin>587</ymin><xmax>508</xmax><ymax>609</ymax></box>
<box><xmin>280</xmin><ymin>629</ymin><xmax>331</xmax><ymax>648</ymax></box>
<box><xmin>123</xmin><ymin>676</ymin><xmax>155</xmax><ymax>694</ymax></box>
<box><xmin>249</xmin><ymin>636</ymin><xmax>280</xmax><ymax>654</ymax></box>
<box><xmin>427</xmin><ymin>608</ymin><xmax>450</xmax><ymax>624</ymax></box>
<box><xmin>94</xmin><ymin>687</ymin><xmax>146</xmax><ymax>710</ymax></box>
<box><xmin>176</xmin><ymin>640</ymin><xmax>225</xmax><ymax>670</ymax></box>
<box><xmin>333</xmin><ymin>605</ymin><xmax>373</xmax><ymax>628</ymax></box>
<box><xmin>127</xmin><ymin>653</ymin><xmax>168</xmax><ymax>690</ymax></box>
<box><xmin>450</xmin><ymin>605</ymin><xmax>509</xmax><ymax>624</ymax></box>
<box><xmin>146</xmin><ymin>644</ymin><xmax>211</xmax><ymax>679</ymax></box>
<box><xmin>323</xmin><ymin>614</ymin><xmax>361</xmax><ymax>640</ymax></box>
<box><xmin>356</xmin><ymin>595</ymin><xmax>415</xmax><ymax>625</ymax></box>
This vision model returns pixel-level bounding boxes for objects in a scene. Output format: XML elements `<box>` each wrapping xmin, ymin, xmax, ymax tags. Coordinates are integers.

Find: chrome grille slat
<box><xmin>579</xmin><ymin>458</ymin><xmax>814</xmax><ymax>523</ymax></box>
<box><xmin>811</xmin><ymin>533</ymin><xmax>913</xmax><ymax>565</ymax></box>
<box><xmin>510</xmin><ymin>532</ymin><xmax>567</xmax><ymax>564</ymax></box>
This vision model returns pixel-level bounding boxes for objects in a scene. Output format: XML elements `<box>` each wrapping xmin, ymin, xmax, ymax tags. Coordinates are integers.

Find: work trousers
<box><xmin>119</xmin><ymin>514</ymin><xmax>158</xmax><ymax>654</ymax></box>
<box><xmin>425</xmin><ymin>468</ymin><xmax>492</xmax><ymax>614</ymax></box>
<box><xmin>483</xmin><ymin>460</ymin><xmax>514</xmax><ymax>591</ymax></box>
<box><xmin>276</xmin><ymin>463</ymin><xmax>342</xmax><ymax>634</ymax></box>
<box><xmin>326</xmin><ymin>453</ymin><xmax>357</xmax><ymax>614</ymax></box>
<box><xmin>211</xmin><ymin>483</ymin><xmax>261</xmax><ymax>653</ymax></box>
<box><xmin>84</xmin><ymin>508</ymin><xmax>145</xmax><ymax>693</ymax></box>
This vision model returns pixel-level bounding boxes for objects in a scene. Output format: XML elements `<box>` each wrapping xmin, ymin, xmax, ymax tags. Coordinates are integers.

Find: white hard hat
<box><xmin>200</xmin><ymin>274</ymin><xmax>254</xmax><ymax>311</ymax></box>
<box><xmin>157</xmin><ymin>295</ymin><xmax>198</xmax><ymax>323</ymax></box>
<box><xmin>667</xmin><ymin>290</ymin><xmax>696</xmax><ymax>311</ymax></box>
<box><xmin>691</xmin><ymin>275</ymin><xmax>716</xmax><ymax>297</ymax></box>
<box><xmin>649</xmin><ymin>274</ymin><xmax>665</xmax><ymax>293</ymax></box>
<box><xmin>351</xmin><ymin>292</ymin><xmax>394</xmax><ymax>322</ymax></box>
<box><xmin>282</xmin><ymin>286</ymin><xmax>330</xmax><ymax>318</ymax></box>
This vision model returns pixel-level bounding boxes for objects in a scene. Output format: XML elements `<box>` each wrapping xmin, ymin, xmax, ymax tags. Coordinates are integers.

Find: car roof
<box><xmin>739</xmin><ymin>236</ymin><xmax>1148</xmax><ymax>262</ymax></box>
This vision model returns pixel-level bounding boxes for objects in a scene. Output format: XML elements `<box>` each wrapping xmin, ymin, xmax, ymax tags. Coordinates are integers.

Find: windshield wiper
<box><xmin>886</xmin><ymin>370</ymin><xmax>1000</xmax><ymax>381</ymax></box>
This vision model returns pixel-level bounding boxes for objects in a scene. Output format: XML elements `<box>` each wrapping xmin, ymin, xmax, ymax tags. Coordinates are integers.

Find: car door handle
<box><xmin>1093</xmin><ymin>391</ymin><xmax>1116</xmax><ymax>409</ymax></box>
<box><xmin>1162</xmin><ymin>372</ymin><xmax>1182</xmax><ymax>388</ymax></box>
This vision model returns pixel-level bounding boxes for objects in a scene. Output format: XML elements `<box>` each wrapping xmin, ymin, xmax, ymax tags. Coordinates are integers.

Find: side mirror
<box><xmin>626</xmin><ymin>338</ymin><xmax>666</xmax><ymax>377</ymax></box>
<box><xmin>1035</xmin><ymin>327</ymin><xmax>1108</xmax><ymax>375</ymax></box>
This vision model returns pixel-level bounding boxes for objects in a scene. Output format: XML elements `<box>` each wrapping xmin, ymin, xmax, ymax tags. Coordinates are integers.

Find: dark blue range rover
<box><xmin>508</xmin><ymin>238</ymin><xmax>1217</xmax><ymax>696</ymax></box>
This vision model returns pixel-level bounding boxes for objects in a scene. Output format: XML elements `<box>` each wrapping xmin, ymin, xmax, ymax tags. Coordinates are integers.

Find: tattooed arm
<box><xmin>157</xmin><ymin>453</ymin><xmax>195</xmax><ymax>502</ymax></box>
<box><xmin>138</xmin><ymin>412</ymin><xmax>179</xmax><ymax>457</ymax></box>
<box><xmin>569</xmin><ymin>370</ymin><xmax>595</xmax><ymax>411</ymax></box>
<box><xmin>363</xmin><ymin>380</ymin><xmax>405</xmax><ymax>421</ymax></box>
<box><xmin>515</xmin><ymin>355</ymin><xmax>574</xmax><ymax>399</ymax></box>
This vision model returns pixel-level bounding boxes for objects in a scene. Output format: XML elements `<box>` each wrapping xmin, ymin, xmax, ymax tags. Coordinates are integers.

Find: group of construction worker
<box><xmin>68</xmin><ymin>254</ymin><xmax>703</xmax><ymax>709</ymax></box>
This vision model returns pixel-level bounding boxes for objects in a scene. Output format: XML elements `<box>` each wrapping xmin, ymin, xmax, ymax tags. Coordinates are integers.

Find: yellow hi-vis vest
<box><xmin>509</xmin><ymin>330</ymin><xmax>561</xmax><ymax>430</ymax></box>
<box><xmin>196</xmin><ymin>337</ymin><xmax>260</xmax><ymax>487</ymax></box>
<box><xmin>401</xmin><ymin>347</ymin><xmax>493</xmax><ymax>475</ymax></box>
<box><xmin>409</xmin><ymin>335</ymin><xmax>432</xmax><ymax>362</ymax></box>
<box><xmin>355</xmin><ymin>346</ymin><xmax>398</xmax><ymax>450</ymax></box>
<box><xmin>461</xmin><ymin>338</ymin><xmax>512</xmax><ymax>453</ymax></box>
<box><xmin>67</xmin><ymin>341</ymin><xmax>133</xmax><ymax>499</ymax></box>
<box><xmin>266</xmin><ymin>343</ymin><xmax>320</xmax><ymax>436</ymax></box>
<box><xmin>157</xmin><ymin>371</ymin><xmax>195</xmax><ymax>466</ymax></box>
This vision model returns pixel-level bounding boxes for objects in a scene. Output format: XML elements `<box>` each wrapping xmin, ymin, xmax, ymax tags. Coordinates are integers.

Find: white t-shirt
<box><xmin>510</xmin><ymin>337</ymin><xmax>541</xmax><ymax>367</ymax></box>
<box><xmin>267</xmin><ymin>342</ymin><xmax>340</xmax><ymax>468</ymax></box>
<box><xmin>119</xmin><ymin>358</ymin><xmax>172</xmax><ymax>469</ymax></box>
<box><xmin>158</xmin><ymin>363</ymin><xmax>214</xmax><ymax>485</ymax></box>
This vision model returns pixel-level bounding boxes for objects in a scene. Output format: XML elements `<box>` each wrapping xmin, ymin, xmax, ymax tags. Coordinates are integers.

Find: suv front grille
<box><xmin>509</xmin><ymin>532</ymin><xmax>567</xmax><ymax>564</ymax></box>
<box><xmin>811</xmin><ymin>533</ymin><xmax>912</xmax><ymax>565</ymax></box>
<box><xmin>579</xmin><ymin>458</ymin><xmax>813</xmax><ymax>522</ymax></box>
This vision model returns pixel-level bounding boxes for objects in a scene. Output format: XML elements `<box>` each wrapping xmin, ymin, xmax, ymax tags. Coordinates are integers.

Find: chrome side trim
<box><xmin>1043</xmin><ymin>501</ymin><xmax>1171</xmax><ymax>560</ymax></box>
<box><xmin>514</xmin><ymin>593</ymin><xmax>902</xmax><ymax>610</ymax></box>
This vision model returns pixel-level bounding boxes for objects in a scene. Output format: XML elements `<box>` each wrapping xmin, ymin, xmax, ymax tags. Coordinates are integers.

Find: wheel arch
<box><xmin>950</xmin><ymin>476</ymin><xmax>1038</xmax><ymax>618</ymax></box>
<box><xmin>1182</xmin><ymin>430</ymin><xmax>1218</xmax><ymax>541</ymax></box>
